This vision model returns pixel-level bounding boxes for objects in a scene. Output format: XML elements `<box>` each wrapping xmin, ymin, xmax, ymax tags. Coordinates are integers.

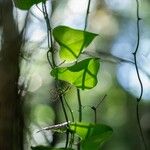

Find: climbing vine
<box><xmin>13</xmin><ymin>0</ymin><xmax>148</xmax><ymax>150</ymax></box>
<box><xmin>133</xmin><ymin>0</ymin><xmax>147</xmax><ymax>149</ymax></box>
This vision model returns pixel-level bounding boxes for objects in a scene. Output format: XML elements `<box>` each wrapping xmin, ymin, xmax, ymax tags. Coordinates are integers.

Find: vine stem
<box><xmin>133</xmin><ymin>0</ymin><xmax>147</xmax><ymax>149</ymax></box>
<box><xmin>59</xmin><ymin>95</ymin><xmax>69</xmax><ymax>148</ymax></box>
<box><xmin>77</xmin><ymin>0</ymin><xmax>91</xmax><ymax>124</ymax></box>
<box><xmin>77</xmin><ymin>89</ymin><xmax>82</xmax><ymax>122</ymax></box>
<box><xmin>64</xmin><ymin>96</ymin><xmax>75</xmax><ymax>148</ymax></box>
<box><xmin>133</xmin><ymin>0</ymin><xmax>143</xmax><ymax>102</ymax></box>
<box><xmin>77</xmin><ymin>1</ymin><xmax>91</xmax><ymax>150</ymax></box>
<box><xmin>91</xmin><ymin>94</ymin><xmax>107</xmax><ymax>123</ymax></box>
<box><xmin>42</xmin><ymin>1</ymin><xmax>70</xmax><ymax>148</ymax></box>
<box><xmin>84</xmin><ymin>0</ymin><xmax>91</xmax><ymax>31</ymax></box>
<box><xmin>42</xmin><ymin>2</ymin><xmax>56</xmax><ymax>68</ymax></box>
<box><xmin>136</xmin><ymin>102</ymin><xmax>147</xmax><ymax>150</ymax></box>
<box><xmin>59</xmin><ymin>95</ymin><xmax>69</xmax><ymax>123</ymax></box>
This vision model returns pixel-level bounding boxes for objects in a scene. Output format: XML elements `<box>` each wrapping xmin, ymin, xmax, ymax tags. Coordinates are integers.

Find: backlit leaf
<box><xmin>69</xmin><ymin>122</ymin><xmax>113</xmax><ymax>150</ymax></box>
<box><xmin>51</xmin><ymin>58</ymin><xmax>100</xmax><ymax>90</ymax></box>
<box><xmin>53</xmin><ymin>26</ymin><xmax>97</xmax><ymax>61</ymax></box>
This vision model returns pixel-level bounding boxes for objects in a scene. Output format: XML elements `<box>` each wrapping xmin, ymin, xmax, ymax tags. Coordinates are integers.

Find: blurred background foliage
<box><xmin>16</xmin><ymin>0</ymin><xmax>150</xmax><ymax>149</ymax></box>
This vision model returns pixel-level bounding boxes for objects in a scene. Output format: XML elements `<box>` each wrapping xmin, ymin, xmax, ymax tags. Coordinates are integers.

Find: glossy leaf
<box><xmin>51</xmin><ymin>58</ymin><xmax>100</xmax><ymax>90</ymax></box>
<box><xmin>14</xmin><ymin>0</ymin><xmax>46</xmax><ymax>10</ymax></box>
<box><xmin>53</xmin><ymin>26</ymin><xmax>97</xmax><ymax>61</ymax></box>
<box><xmin>69</xmin><ymin>122</ymin><xmax>113</xmax><ymax>150</ymax></box>
<box><xmin>31</xmin><ymin>146</ymin><xmax>74</xmax><ymax>150</ymax></box>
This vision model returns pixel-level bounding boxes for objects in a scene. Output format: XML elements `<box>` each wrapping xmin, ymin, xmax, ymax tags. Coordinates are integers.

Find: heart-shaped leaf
<box><xmin>51</xmin><ymin>58</ymin><xmax>100</xmax><ymax>90</ymax></box>
<box><xmin>53</xmin><ymin>26</ymin><xmax>97</xmax><ymax>61</ymax></box>
<box><xmin>14</xmin><ymin>0</ymin><xmax>46</xmax><ymax>10</ymax></box>
<box><xmin>69</xmin><ymin>122</ymin><xmax>113</xmax><ymax>150</ymax></box>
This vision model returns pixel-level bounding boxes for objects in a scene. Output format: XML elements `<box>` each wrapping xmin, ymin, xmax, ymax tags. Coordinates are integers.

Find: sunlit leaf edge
<box><xmin>53</xmin><ymin>26</ymin><xmax>98</xmax><ymax>61</ymax></box>
<box><xmin>69</xmin><ymin>122</ymin><xmax>113</xmax><ymax>139</ymax></box>
<box><xmin>51</xmin><ymin>58</ymin><xmax>100</xmax><ymax>90</ymax></box>
<box><xmin>69</xmin><ymin>122</ymin><xmax>113</xmax><ymax>150</ymax></box>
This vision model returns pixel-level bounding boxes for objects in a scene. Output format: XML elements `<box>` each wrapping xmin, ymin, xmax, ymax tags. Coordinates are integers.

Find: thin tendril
<box><xmin>64</xmin><ymin>96</ymin><xmax>74</xmax><ymax>122</ymax></box>
<box><xmin>133</xmin><ymin>0</ymin><xmax>147</xmax><ymax>149</ymax></box>
<box><xmin>133</xmin><ymin>0</ymin><xmax>143</xmax><ymax>102</ymax></box>
<box><xmin>91</xmin><ymin>94</ymin><xmax>107</xmax><ymax>123</ymax></box>
<box><xmin>59</xmin><ymin>94</ymin><xmax>69</xmax><ymax>148</ymax></box>
<box><xmin>136</xmin><ymin>102</ymin><xmax>147</xmax><ymax>149</ymax></box>
<box><xmin>63</xmin><ymin>96</ymin><xmax>75</xmax><ymax>148</ymax></box>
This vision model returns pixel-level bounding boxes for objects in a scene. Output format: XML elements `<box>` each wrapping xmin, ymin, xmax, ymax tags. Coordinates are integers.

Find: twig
<box><xmin>83</xmin><ymin>51</ymin><xmax>134</xmax><ymax>64</ymax></box>
<box><xmin>91</xmin><ymin>94</ymin><xmax>107</xmax><ymax>123</ymax></box>
<box><xmin>36</xmin><ymin>121</ymin><xmax>71</xmax><ymax>133</ymax></box>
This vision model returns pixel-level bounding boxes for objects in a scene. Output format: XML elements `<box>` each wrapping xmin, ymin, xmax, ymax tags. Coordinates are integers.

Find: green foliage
<box><xmin>14</xmin><ymin>0</ymin><xmax>46</xmax><ymax>10</ymax></box>
<box><xmin>69</xmin><ymin>122</ymin><xmax>113</xmax><ymax>150</ymax></box>
<box><xmin>51</xmin><ymin>58</ymin><xmax>100</xmax><ymax>90</ymax></box>
<box><xmin>31</xmin><ymin>21</ymin><xmax>112</xmax><ymax>149</ymax></box>
<box><xmin>53</xmin><ymin>26</ymin><xmax>97</xmax><ymax>61</ymax></box>
<box><xmin>31</xmin><ymin>146</ymin><xmax>74</xmax><ymax>150</ymax></box>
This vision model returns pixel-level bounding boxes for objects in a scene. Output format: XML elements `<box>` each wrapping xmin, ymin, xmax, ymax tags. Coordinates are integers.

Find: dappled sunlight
<box><xmin>9</xmin><ymin>0</ymin><xmax>150</xmax><ymax>149</ymax></box>
<box><xmin>89</xmin><ymin>9</ymin><xmax>119</xmax><ymax>36</ymax></box>
<box><xmin>105</xmin><ymin>0</ymin><xmax>134</xmax><ymax>14</ymax></box>
<box><xmin>52</xmin><ymin>0</ymin><xmax>96</xmax><ymax>29</ymax></box>
<box><xmin>117</xmin><ymin>63</ymin><xmax>150</xmax><ymax>100</ymax></box>
<box><xmin>30</xmin><ymin>125</ymin><xmax>53</xmax><ymax>146</ymax></box>
<box><xmin>28</xmin><ymin>73</ymin><xmax>43</xmax><ymax>92</ymax></box>
<box><xmin>110</xmin><ymin>21</ymin><xmax>150</xmax><ymax>100</ymax></box>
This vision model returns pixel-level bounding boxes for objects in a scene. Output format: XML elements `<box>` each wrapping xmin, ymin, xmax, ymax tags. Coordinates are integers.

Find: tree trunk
<box><xmin>0</xmin><ymin>0</ymin><xmax>24</xmax><ymax>149</ymax></box>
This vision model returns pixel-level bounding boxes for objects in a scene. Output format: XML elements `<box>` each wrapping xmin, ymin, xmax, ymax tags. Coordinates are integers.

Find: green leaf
<box><xmin>69</xmin><ymin>122</ymin><xmax>113</xmax><ymax>150</ymax></box>
<box><xmin>53</xmin><ymin>26</ymin><xmax>97</xmax><ymax>61</ymax></box>
<box><xmin>31</xmin><ymin>146</ymin><xmax>74</xmax><ymax>150</ymax></box>
<box><xmin>51</xmin><ymin>58</ymin><xmax>100</xmax><ymax>90</ymax></box>
<box><xmin>14</xmin><ymin>0</ymin><xmax>46</xmax><ymax>10</ymax></box>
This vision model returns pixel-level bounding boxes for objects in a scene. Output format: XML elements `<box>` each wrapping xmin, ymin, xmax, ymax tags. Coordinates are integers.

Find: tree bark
<box><xmin>0</xmin><ymin>0</ymin><xmax>24</xmax><ymax>149</ymax></box>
